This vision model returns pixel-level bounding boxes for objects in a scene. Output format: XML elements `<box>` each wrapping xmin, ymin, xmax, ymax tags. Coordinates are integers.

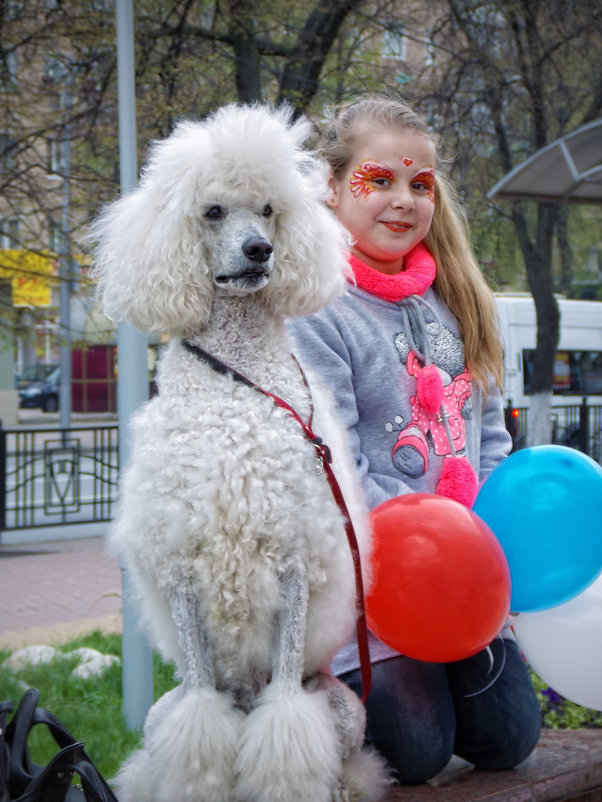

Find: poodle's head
<box><xmin>90</xmin><ymin>103</ymin><xmax>350</xmax><ymax>336</ymax></box>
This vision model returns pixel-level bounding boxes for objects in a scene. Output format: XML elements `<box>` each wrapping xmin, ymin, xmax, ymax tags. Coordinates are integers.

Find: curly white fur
<box><xmin>90</xmin><ymin>103</ymin><xmax>389</xmax><ymax>802</ymax></box>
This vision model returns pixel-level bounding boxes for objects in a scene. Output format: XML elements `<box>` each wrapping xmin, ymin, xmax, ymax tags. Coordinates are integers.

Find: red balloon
<box><xmin>366</xmin><ymin>493</ymin><xmax>511</xmax><ymax>662</ymax></box>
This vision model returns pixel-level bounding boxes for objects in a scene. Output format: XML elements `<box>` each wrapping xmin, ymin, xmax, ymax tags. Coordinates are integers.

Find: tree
<box><xmin>421</xmin><ymin>0</ymin><xmax>602</xmax><ymax>443</ymax></box>
<box><xmin>1</xmin><ymin>0</ymin><xmax>378</xmax><ymax>350</ymax></box>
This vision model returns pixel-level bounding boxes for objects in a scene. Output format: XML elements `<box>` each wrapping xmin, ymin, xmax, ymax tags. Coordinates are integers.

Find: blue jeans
<box><xmin>340</xmin><ymin>638</ymin><xmax>542</xmax><ymax>783</ymax></box>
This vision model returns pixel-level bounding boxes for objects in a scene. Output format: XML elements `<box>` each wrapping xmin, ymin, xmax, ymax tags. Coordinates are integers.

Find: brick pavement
<box><xmin>0</xmin><ymin>535</ymin><xmax>122</xmax><ymax>650</ymax></box>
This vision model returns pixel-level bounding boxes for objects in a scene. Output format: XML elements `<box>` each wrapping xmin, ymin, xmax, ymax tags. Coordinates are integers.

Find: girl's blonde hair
<box><xmin>321</xmin><ymin>95</ymin><xmax>504</xmax><ymax>394</ymax></box>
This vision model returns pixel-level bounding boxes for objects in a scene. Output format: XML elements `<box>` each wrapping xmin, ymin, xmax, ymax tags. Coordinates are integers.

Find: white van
<box><xmin>494</xmin><ymin>293</ymin><xmax>602</xmax><ymax>458</ymax></box>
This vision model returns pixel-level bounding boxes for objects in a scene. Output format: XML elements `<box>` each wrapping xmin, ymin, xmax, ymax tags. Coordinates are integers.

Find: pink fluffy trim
<box><xmin>348</xmin><ymin>242</ymin><xmax>436</xmax><ymax>302</ymax></box>
<box><xmin>416</xmin><ymin>365</ymin><xmax>443</xmax><ymax>416</ymax></box>
<box><xmin>436</xmin><ymin>457</ymin><xmax>478</xmax><ymax>508</ymax></box>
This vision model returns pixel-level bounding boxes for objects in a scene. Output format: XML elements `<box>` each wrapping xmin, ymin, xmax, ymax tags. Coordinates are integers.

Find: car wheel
<box><xmin>43</xmin><ymin>395</ymin><xmax>59</xmax><ymax>413</ymax></box>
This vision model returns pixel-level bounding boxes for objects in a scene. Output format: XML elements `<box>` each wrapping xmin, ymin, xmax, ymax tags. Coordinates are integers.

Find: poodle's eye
<box><xmin>261</xmin><ymin>204</ymin><xmax>273</xmax><ymax>218</ymax></box>
<box><xmin>205</xmin><ymin>205</ymin><xmax>225</xmax><ymax>221</ymax></box>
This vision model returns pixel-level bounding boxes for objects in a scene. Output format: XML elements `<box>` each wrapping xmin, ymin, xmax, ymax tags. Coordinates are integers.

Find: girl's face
<box><xmin>328</xmin><ymin>126</ymin><xmax>437</xmax><ymax>274</ymax></box>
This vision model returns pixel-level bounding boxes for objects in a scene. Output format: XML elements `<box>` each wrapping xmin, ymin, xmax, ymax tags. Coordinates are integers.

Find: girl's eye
<box><xmin>261</xmin><ymin>204</ymin><xmax>273</xmax><ymax>217</ymax></box>
<box><xmin>411</xmin><ymin>171</ymin><xmax>435</xmax><ymax>193</ymax></box>
<box><xmin>349</xmin><ymin>161</ymin><xmax>395</xmax><ymax>198</ymax></box>
<box><xmin>205</xmin><ymin>205</ymin><xmax>225</xmax><ymax>220</ymax></box>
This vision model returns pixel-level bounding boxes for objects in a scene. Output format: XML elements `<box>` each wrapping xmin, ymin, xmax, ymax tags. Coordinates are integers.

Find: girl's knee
<box><xmin>456</xmin><ymin>708</ymin><xmax>542</xmax><ymax>770</ymax></box>
<box><xmin>341</xmin><ymin>658</ymin><xmax>456</xmax><ymax>782</ymax></box>
<box><xmin>363</xmin><ymin>678</ymin><xmax>455</xmax><ymax>782</ymax></box>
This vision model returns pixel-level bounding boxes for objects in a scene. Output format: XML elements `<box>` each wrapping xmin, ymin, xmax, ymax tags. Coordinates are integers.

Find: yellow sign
<box><xmin>0</xmin><ymin>249</ymin><xmax>58</xmax><ymax>307</ymax></box>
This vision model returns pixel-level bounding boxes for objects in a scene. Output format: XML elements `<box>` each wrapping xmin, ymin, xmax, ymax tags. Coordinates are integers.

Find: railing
<box><xmin>505</xmin><ymin>398</ymin><xmax>602</xmax><ymax>464</ymax></box>
<box><xmin>0</xmin><ymin>422</ymin><xmax>119</xmax><ymax>533</ymax></box>
<box><xmin>2</xmin><ymin>402</ymin><xmax>599</xmax><ymax>536</ymax></box>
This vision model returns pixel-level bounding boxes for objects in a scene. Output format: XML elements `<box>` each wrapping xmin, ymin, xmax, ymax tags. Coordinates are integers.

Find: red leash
<box><xmin>182</xmin><ymin>339</ymin><xmax>372</xmax><ymax>701</ymax></box>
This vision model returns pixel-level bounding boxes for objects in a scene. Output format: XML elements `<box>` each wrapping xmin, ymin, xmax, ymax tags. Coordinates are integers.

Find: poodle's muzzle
<box><xmin>214</xmin><ymin>235</ymin><xmax>273</xmax><ymax>288</ymax></box>
<box><xmin>212</xmin><ymin>217</ymin><xmax>275</xmax><ymax>292</ymax></box>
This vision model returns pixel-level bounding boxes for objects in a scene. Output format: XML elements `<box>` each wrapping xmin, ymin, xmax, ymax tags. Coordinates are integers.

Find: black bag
<box><xmin>1</xmin><ymin>700</ymin><xmax>13</xmax><ymax>802</ymax></box>
<box><xmin>1</xmin><ymin>689</ymin><xmax>118</xmax><ymax>802</ymax></box>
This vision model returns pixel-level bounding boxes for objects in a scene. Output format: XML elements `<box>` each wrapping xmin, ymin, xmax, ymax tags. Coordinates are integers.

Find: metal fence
<box><xmin>0</xmin><ymin>423</ymin><xmax>119</xmax><ymax>532</ymax></box>
<box><xmin>1</xmin><ymin>401</ymin><xmax>600</xmax><ymax>535</ymax></box>
<box><xmin>505</xmin><ymin>399</ymin><xmax>602</xmax><ymax>464</ymax></box>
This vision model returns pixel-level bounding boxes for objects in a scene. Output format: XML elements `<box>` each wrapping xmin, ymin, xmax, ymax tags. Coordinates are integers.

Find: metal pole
<box><xmin>115</xmin><ymin>0</ymin><xmax>154</xmax><ymax>730</ymax></box>
<box><xmin>58</xmin><ymin>75</ymin><xmax>72</xmax><ymax>431</ymax></box>
<box><xmin>0</xmin><ymin>422</ymin><xmax>6</xmax><ymax>536</ymax></box>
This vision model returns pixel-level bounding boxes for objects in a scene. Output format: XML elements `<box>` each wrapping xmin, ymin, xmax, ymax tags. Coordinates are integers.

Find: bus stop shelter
<box><xmin>488</xmin><ymin>118</ymin><xmax>602</xmax><ymax>204</ymax></box>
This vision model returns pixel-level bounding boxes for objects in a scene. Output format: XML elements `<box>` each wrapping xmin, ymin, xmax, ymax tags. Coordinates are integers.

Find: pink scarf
<box><xmin>348</xmin><ymin>242</ymin><xmax>436</xmax><ymax>302</ymax></box>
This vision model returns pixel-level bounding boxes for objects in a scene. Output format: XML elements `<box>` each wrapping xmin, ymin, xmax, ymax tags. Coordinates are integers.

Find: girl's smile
<box><xmin>381</xmin><ymin>221</ymin><xmax>412</xmax><ymax>233</ymax></box>
<box><xmin>328</xmin><ymin>127</ymin><xmax>437</xmax><ymax>274</ymax></box>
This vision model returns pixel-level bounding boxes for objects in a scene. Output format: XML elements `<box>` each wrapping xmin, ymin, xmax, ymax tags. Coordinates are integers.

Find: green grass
<box><xmin>1</xmin><ymin>631</ymin><xmax>600</xmax><ymax>785</ymax></box>
<box><xmin>529</xmin><ymin>671</ymin><xmax>602</xmax><ymax>730</ymax></box>
<box><xmin>0</xmin><ymin>631</ymin><xmax>178</xmax><ymax>782</ymax></box>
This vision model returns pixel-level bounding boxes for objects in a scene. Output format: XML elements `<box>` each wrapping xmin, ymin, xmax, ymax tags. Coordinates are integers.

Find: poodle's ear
<box><xmin>89</xmin><ymin>122</ymin><xmax>214</xmax><ymax>336</ymax></box>
<box><xmin>264</xmin><ymin>157</ymin><xmax>351</xmax><ymax>319</ymax></box>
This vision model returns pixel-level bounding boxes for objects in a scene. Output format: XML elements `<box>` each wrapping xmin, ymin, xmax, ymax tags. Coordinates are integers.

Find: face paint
<box><xmin>412</xmin><ymin>169</ymin><xmax>436</xmax><ymax>203</ymax></box>
<box><xmin>402</xmin><ymin>157</ymin><xmax>414</xmax><ymax>167</ymax></box>
<box><xmin>349</xmin><ymin>161</ymin><xmax>395</xmax><ymax>198</ymax></box>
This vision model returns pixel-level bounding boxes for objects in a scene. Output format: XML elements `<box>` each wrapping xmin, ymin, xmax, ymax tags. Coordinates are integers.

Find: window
<box><xmin>0</xmin><ymin>218</ymin><xmax>19</xmax><ymax>249</ymax></box>
<box><xmin>0</xmin><ymin>49</ymin><xmax>18</xmax><ymax>91</ymax></box>
<box><xmin>424</xmin><ymin>32</ymin><xmax>437</xmax><ymax>67</ymax></box>
<box><xmin>382</xmin><ymin>23</ymin><xmax>406</xmax><ymax>60</ymax></box>
<box><xmin>49</xmin><ymin>220</ymin><xmax>60</xmax><ymax>253</ymax></box>
<box><xmin>0</xmin><ymin>133</ymin><xmax>16</xmax><ymax>176</ymax></box>
<box><xmin>523</xmin><ymin>350</ymin><xmax>602</xmax><ymax>396</ymax></box>
<box><xmin>47</xmin><ymin>138</ymin><xmax>61</xmax><ymax>174</ymax></box>
<box><xmin>4</xmin><ymin>0</ymin><xmax>24</xmax><ymax>19</ymax></box>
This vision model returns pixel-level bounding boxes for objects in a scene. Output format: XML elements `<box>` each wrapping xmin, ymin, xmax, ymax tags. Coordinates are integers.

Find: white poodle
<box><xmin>90</xmin><ymin>104</ymin><xmax>390</xmax><ymax>802</ymax></box>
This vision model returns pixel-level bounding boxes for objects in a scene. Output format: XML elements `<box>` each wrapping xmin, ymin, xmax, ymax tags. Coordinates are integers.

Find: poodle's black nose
<box><xmin>242</xmin><ymin>236</ymin><xmax>273</xmax><ymax>263</ymax></box>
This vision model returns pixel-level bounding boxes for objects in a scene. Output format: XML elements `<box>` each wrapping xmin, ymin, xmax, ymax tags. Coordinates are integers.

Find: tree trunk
<box><xmin>556</xmin><ymin>205</ymin><xmax>573</xmax><ymax>296</ymax></box>
<box><xmin>511</xmin><ymin>202</ymin><xmax>560</xmax><ymax>446</ymax></box>
<box><xmin>230</xmin><ymin>29</ymin><xmax>263</xmax><ymax>102</ymax></box>
<box><xmin>277</xmin><ymin>0</ymin><xmax>363</xmax><ymax>115</ymax></box>
<box><xmin>225</xmin><ymin>0</ymin><xmax>263</xmax><ymax>102</ymax></box>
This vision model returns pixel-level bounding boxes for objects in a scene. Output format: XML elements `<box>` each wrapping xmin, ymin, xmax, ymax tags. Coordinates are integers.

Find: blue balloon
<box><xmin>473</xmin><ymin>445</ymin><xmax>602</xmax><ymax>613</ymax></box>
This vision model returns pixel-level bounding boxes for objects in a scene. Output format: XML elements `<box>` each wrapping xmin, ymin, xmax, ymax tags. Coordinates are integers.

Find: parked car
<box><xmin>17</xmin><ymin>364</ymin><xmax>60</xmax><ymax>412</ymax></box>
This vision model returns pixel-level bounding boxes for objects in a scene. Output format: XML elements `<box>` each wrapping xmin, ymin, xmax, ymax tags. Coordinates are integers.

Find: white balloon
<box><xmin>512</xmin><ymin>574</ymin><xmax>602</xmax><ymax>711</ymax></box>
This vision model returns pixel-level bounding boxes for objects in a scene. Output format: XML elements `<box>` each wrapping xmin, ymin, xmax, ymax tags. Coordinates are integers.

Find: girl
<box><xmin>289</xmin><ymin>95</ymin><xmax>542</xmax><ymax>783</ymax></box>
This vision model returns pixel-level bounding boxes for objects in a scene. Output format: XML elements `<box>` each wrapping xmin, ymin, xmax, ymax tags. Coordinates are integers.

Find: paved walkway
<box><xmin>0</xmin><ymin>534</ymin><xmax>122</xmax><ymax>650</ymax></box>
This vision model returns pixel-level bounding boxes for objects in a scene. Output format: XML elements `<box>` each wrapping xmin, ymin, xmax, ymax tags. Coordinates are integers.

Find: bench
<box><xmin>382</xmin><ymin>730</ymin><xmax>602</xmax><ymax>802</ymax></box>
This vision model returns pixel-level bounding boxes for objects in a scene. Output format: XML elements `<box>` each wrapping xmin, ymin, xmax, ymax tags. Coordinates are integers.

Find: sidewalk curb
<box><xmin>1</xmin><ymin>522</ymin><xmax>110</xmax><ymax>546</ymax></box>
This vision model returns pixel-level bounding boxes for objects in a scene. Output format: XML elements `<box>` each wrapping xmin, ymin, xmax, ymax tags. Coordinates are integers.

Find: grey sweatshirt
<box><xmin>289</xmin><ymin>279</ymin><xmax>512</xmax><ymax>671</ymax></box>
<box><xmin>290</xmin><ymin>283</ymin><xmax>511</xmax><ymax>509</ymax></box>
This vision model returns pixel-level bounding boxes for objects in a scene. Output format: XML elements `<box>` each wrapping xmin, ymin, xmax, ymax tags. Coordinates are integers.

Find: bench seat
<box><xmin>382</xmin><ymin>730</ymin><xmax>602</xmax><ymax>802</ymax></box>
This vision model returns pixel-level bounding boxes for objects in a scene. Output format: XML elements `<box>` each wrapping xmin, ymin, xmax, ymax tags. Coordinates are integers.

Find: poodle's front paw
<box><xmin>234</xmin><ymin>684</ymin><xmax>341</xmax><ymax>802</ymax></box>
<box><xmin>112</xmin><ymin>745</ymin><xmax>155</xmax><ymax>802</ymax></box>
<box><xmin>142</xmin><ymin>684</ymin><xmax>186</xmax><ymax>740</ymax></box>
<box><xmin>118</xmin><ymin>686</ymin><xmax>244</xmax><ymax>802</ymax></box>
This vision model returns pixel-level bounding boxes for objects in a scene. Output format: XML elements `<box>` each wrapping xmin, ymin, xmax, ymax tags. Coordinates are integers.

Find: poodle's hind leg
<box><xmin>317</xmin><ymin>674</ymin><xmax>392</xmax><ymax>802</ymax></box>
<box><xmin>235</xmin><ymin>561</ymin><xmax>341</xmax><ymax>802</ymax></box>
<box><xmin>115</xmin><ymin>582</ymin><xmax>244</xmax><ymax>802</ymax></box>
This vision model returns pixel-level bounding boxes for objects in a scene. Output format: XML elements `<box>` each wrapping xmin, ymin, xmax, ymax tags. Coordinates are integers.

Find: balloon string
<box><xmin>464</xmin><ymin>636</ymin><xmax>507</xmax><ymax>698</ymax></box>
<box><xmin>440</xmin><ymin>406</ymin><xmax>457</xmax><ymax>457</ymax></box>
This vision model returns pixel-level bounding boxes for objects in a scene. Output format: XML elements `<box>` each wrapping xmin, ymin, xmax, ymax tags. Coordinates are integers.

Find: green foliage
<box><xmin>1</xmin><ymin>630</ymin><xmax>601</xmax><ymax>789</ymax></box>
<box><xmin>529</xmin><ymin>667</ymin><xmax>602</xmax><ymax>730</ymax></box>
<box><xmin>0</xmin><ymin>631</ymin><xmax>178</xmax><ymax>782</ymax></box>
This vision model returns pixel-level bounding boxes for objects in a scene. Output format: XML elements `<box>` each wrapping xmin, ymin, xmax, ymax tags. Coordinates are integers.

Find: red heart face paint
<box><xmin>402</xmin><ymin>157</ymin><xmax>414</xmax><ymax>167</ymax></box>
<box><xmin>349</xmin><ymin>161</ymin><xmax>395</xmax><ymax>198</ymax></box>
<box><xmin>412</xmin><ymin>169</ymin><xmax>435</xmax><ymax>203</ymax></box>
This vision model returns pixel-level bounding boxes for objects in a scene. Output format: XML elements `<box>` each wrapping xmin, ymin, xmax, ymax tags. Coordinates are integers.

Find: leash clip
<box><xmin>311</xmin><ymin>436</ymin><xmax>332</xmax><ymax>466</ymax></box>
